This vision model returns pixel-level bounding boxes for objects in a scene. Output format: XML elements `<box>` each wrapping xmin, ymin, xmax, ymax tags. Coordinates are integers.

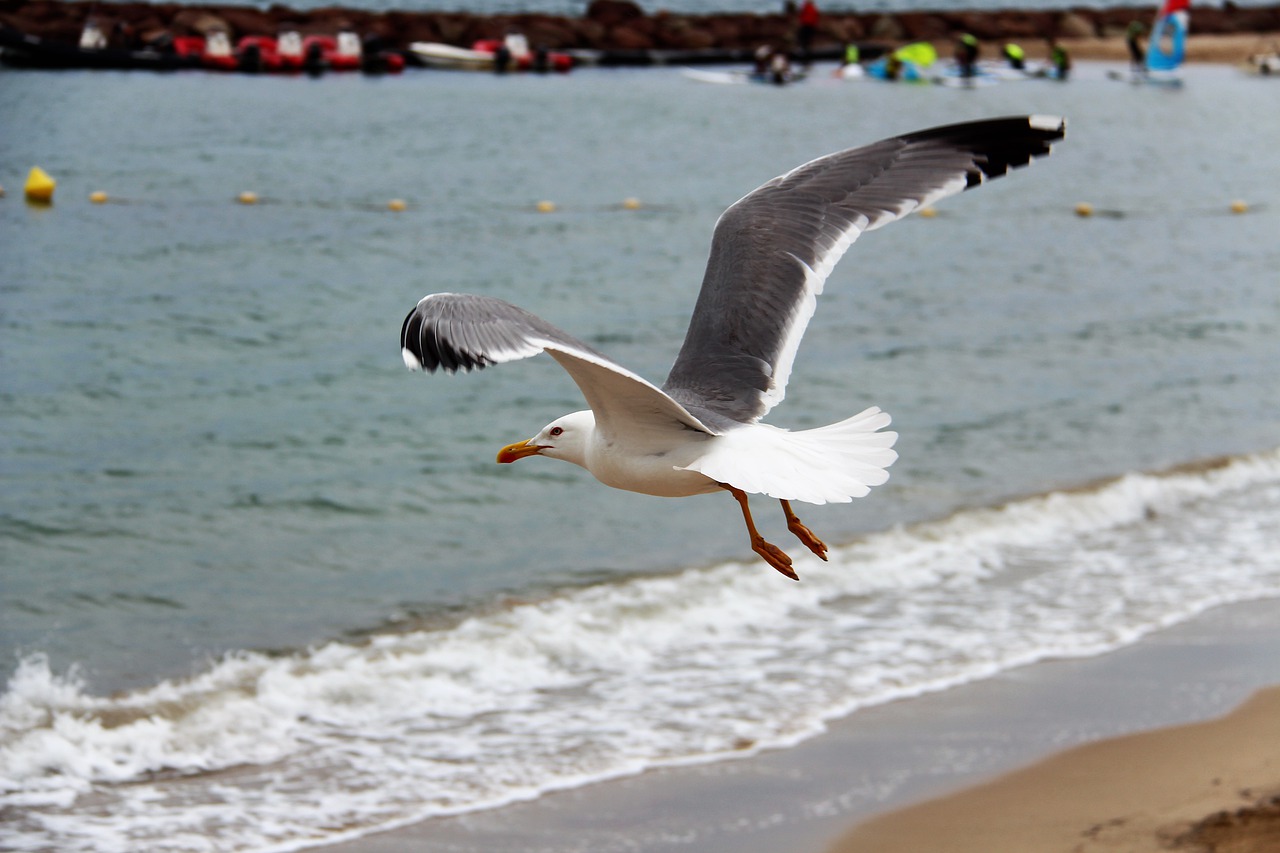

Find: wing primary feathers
<box><xmin>661</xmin><ymin>115</ymin><xmax>1064</xmax><ymax>427</ymax></box>
<box><xmin>401</xmin><ymin>292</ymin><xmax>601</xmax><ymax>375</ymax></box>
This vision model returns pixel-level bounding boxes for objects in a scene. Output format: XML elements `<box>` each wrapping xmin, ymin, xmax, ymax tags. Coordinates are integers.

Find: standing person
<box><xmin>769</xmin><ymin>49</ymin><xmax>794</xmax><ymax>84</ymax></box>
<box><xmin>1002</xmin><ymin>42</ymin><xmax>1026</xmax><ymax>70</ymax></box>
<box><xmin>493</xmin><ymin>41</ymin><xmax>512</xmax><ymax>74</ymax></box>
<box><xmin>1126</xmin><ymin>20</ymin><xmax>1146</xmax><ymax>72</ymax></box>
<box><xmin>955</xmin><ymin>33</ymin><xmax>980</xmax><ymax>78</ymax></box>
<box><xmin>797</xmin><ymin>0</ymin><xmax>820</xmax><ymax>66</ymax></box>
<box><xmin>754</xmin><ymin>43</ymin><xmax>773</xmax><ymax>76</ymax></box>
<box><xmin>1048</xmin><ymin>38</ymin><xmax>1071</xmax><ymax>80</ymax></box>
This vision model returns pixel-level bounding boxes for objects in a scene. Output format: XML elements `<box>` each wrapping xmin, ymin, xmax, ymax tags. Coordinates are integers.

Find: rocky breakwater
<box><xmin>2</xmin><ymin>0</ymin><xmax>1278</xmax><ymax>60</ymax></box>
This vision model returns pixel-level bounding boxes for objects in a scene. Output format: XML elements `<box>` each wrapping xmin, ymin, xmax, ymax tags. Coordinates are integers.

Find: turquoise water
<box><xmin>1</xmin><ymin>61</ymin><xmax>1279</xmax><ymax>851</ymax></box>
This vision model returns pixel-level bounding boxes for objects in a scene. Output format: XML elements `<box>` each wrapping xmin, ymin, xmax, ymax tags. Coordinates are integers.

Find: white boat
<box><xmin>410</xmin><ymin>41</ymin><xmax>497</xmax><ymax>71</ymax></box>
<box><xmin>680</xmin><ymin>67</ymin><xmax>753</xmax><ymax>84</ymax></box>
<box><xmin>1244</xmin><ymin>47</ymin><xmax>1280</xmax><ymax>75</ymax></box>
<box><xmin>409</xmin><ymin>33</ymin><xmax>573</xmax><ymax>73</ymax></box>
<box><xmin>680</xmin><ymin>67</ymin><xmax>805</xmax><ymax>85</ymax></box>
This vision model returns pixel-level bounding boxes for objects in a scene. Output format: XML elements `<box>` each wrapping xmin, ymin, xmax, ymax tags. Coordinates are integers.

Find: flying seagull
<box><xmin>401</xmin><ymin>115</ymin><xmax>1065</xmax><ymax>579</ymax></box>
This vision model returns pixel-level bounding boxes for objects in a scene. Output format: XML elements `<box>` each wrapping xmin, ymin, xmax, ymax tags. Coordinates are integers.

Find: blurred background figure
<box><xmin>796</xmin><ymin>0</ymin><xmax>819</xmax><ymax>65</ymax></box>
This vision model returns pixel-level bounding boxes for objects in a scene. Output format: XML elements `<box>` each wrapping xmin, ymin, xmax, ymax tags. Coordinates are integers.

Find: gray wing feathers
<box><xmin>662</xmin><ymin>115</ymin><xmax>1064</xmax><ymax>426</ymax></box>
<box><xmin>400</xmin><ymin>292</ymin><xmax>604</xmax><ymax>373</ymax></box>
<box><xmin>401</xmin><ymin>293</ymin><xmax>715</xmax><ymax>435</ymax></box>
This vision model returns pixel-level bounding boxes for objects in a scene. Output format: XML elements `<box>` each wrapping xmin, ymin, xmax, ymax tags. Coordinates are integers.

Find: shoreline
<box><xmin>312</xmin><ymin>597</ymin><xmax>1280</xmax><ymax>853</ymax></box>
<box><xmin>1</xmin><ymin>1</ymin><xmax>1278</xmax><ymax>66</ymax></box>
<box><xmin>1052</xmin><ymin>31</ymin><xmax>1280</xmax><ymax>63</ymax></box>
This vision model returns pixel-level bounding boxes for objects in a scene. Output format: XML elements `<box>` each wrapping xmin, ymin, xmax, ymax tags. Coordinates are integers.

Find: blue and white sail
<box><xmin>1145</xmin><ymin>0</ymin><xmax>1189</xmax><ymax>81</ymax></box>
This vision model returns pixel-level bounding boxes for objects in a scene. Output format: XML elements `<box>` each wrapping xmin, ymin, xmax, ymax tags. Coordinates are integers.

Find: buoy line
<box><xmin>2</xmin><ymin>171</ymin><xmax>1265</xmax><ymax>220</ymax></box>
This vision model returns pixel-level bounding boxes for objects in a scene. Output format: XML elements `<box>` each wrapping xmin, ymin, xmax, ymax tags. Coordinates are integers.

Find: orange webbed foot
<box><xmin>751</xmin><ymin>537</ymin><xmax>800</xmax><ymax>581</ymax></box>
<box><xmin>720</xmin><ymin>483</ymin><xmax>801</xmax><ymax>580</ymax></box>
<box><xmin>781</xmin><ymin>500</ymin><xmax>828</xmax><ymax>561</ymax></box>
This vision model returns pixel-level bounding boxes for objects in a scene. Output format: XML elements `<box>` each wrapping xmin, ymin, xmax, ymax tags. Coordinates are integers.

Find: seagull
<box><xmin>401</xmin><ymin>116</ymin><xmax>1065</xmax><ymax>579</ymax></box>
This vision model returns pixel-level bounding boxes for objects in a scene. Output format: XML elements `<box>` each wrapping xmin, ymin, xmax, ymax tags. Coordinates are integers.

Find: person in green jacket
<box><xmin>1048</xmin><ymin>38</ymin><xmax>1071</xmax><ymax>80</ymax></box>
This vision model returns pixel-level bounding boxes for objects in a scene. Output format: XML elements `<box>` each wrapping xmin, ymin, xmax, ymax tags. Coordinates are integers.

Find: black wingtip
<box><xmin>401</xmin><ymin>304</ymin><xmax>456</xmax><ymax>373</ymax></box>
<box><xmin>400</xmin><ymin>301</ymin><xmax>493</xmax><ymax>375</ymax></box>
<box><xmin>400</xmin><ymin>309</ymin><xmax>424</xmax><ymax>369</ymax></box>
<box><xmin>904</xmin><ymin>115</ymin><xmax>1065</xmax><ymax>189</ymax></box>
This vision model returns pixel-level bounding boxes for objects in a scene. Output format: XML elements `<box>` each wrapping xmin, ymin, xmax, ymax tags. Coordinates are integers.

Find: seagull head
<box><xmin>497</xmin><ymin>410</ymin><xmax>593</xmax><ymax>468</ymax></box>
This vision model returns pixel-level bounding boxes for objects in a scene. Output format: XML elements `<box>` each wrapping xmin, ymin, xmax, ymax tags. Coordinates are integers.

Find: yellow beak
<box><xmin>496</xmin><ymin>439</ymin><xmax>544</xmax><ymax>464</ymax></box>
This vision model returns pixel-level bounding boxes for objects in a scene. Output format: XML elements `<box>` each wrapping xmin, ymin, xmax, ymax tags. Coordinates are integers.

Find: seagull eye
<box><xmin>549</xmin><ymin>426</ymin><xmax>564</xmax><ymax>437</ymax></box>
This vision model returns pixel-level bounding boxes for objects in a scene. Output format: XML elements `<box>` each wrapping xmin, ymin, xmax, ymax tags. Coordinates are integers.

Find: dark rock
<box><xmin>896</xmin><ymin>13</ymin><xmax>951</xmax><ymax>41</ymax></box>
<box><xmin>1056</xmin><ymin>12</ymin><xmax>1096</xmax><ymax>39</ymax></box>
<box><xmin>655</xmin><ymin>15</ymin><xmax>716</xmax><ymax>50</ymax></box>
<box><xmin>948</xmin><ymin>12</ymin><xmax>1009</xmax><ymax>40</ymax></box>
<box><xmin>585</xmin><ymin>0</ymin><xmax>643</xmax><ymax>29</ymax></box>
<box><xmin>868</xmin><ymin>13</ymin><xmax>906</xmax><ymax>41</ymax></box>
<box><xmin>993</xmin><ymin>11</ymin><xmax>1058</xmax><ymax>38</ymax></box>
<box><xmin>571</xmin><ymin>18</ymin><xmax>607</xmax><ymax>47</ymax></box>
<box><xmin>702</xmin><ymin>14</ymin><xmax>743</xmax><ymax>46</ymax></box>
<box><xmin>209</xmin><ymin>6</ymin><xmax>275</xmax><ymax>37</ymax></box>
<box><xmin>382</xmin><ymin>12</ymin><xmax>440</xmax><ymax>45</ymax></box>
<box><xmin>608</xmin><ymin>23</ymin><xmax>654</xmax><ymax>51</ymax></box>
<box><xmin>517</xmin><ymin>15</ymin><xmax>578</xmax><ymax>49</ymax></box>
<box><xmin>170</xmin><ymin>10</ymin><xmax>229</xmax><ymax>35</ymax></box>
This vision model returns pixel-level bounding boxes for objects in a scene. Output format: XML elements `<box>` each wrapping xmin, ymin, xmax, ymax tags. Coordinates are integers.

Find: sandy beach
<box><xmin>831</xmin><ymin>686</ymin><xmax>1280</xmax><ymax>853</ymax></box>
<box><xmin>1012</xmin><ymin>32</ymin><xmax>1279</xmax><ymax>65</ymax></box>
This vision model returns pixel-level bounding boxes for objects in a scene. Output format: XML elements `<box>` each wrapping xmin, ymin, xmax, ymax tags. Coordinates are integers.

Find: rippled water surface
<box><xmin>1</xmin><ymin>60</ymin><xmax>1279</xmax><ymax>852</ymax></box>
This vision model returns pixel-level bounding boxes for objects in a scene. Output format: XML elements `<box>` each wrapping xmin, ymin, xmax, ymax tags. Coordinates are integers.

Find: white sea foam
<box><xmin>3</xmin><ymin>449</ymin><xmax>1279</xmax><ymax>853</ymax></box>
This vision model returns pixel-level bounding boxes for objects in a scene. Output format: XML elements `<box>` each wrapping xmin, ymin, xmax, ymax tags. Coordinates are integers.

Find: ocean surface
<box><xmin>2</xmin><ymin>59</ymin><xmax>1279</xmax><ymax>853</ymax></box>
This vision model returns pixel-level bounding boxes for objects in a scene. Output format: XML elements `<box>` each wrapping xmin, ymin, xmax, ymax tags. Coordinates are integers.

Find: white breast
<box><xmin>585</xmin><ymin>432</ymin><xmax>722</xmax><ymax>498</ymax></box>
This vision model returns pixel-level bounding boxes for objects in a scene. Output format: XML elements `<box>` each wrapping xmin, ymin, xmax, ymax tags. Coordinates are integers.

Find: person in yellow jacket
<box><xmin>1002</xmin><ymin>42</ymin><xmax>1026</xmax><ymax>70</ymax></box>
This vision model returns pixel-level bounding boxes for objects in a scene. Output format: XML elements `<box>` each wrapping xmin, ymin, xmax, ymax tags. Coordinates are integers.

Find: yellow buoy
<box><xmin>25</xmin><ymin>167</ymin><xmax>56</xmax><ymax>203</ymax></box>
<box><xmin>1229</xmin><ymin>199</ymin><xmax>1248</xmax><ymax>214</ymax></box>
<box><xmin>622</xmin><ymin>197</ymin><xmax>642</xmax><ymax>210</ymax></box>
<box><xmin>237</xmin><ymin>191</ymin><xmax>259</xmax><ymax>205</ymax></box>
<box><xmin>535</xmin><ymin>200</ymin><xmax>557</xmax><ymax>213</ymax></box>
<box><xmin>0</xmin><ymin>184</ymin><xmax>6</xmax><ymax>197</ymax></box>
<box><xmin>89</xmin><ymin>190</ymin><xmax>109</xmax><ymax>204</ymax></box>
<box><xmin>918</xmin><ymin>206</ymin><xmax>937</xmax><ymax>218</ymax></box>
<box><xmin>1074</xmin><ymin>201</ymin><xmax>1094</xmax><ymax>218</ymax></box>
<box><xmin>387</xmin><ymin>198</ymin><xmax>407</xmax><ymax>212</ymax></box>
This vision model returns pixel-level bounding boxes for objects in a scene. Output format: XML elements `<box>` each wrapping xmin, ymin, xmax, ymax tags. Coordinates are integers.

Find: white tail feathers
<box><xmin>681</xmin><ymin>406</ymin><xmax>898</xmax><ymax>504</ymax></box>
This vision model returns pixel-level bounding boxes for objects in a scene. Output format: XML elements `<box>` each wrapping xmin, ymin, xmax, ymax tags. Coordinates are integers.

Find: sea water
<box><xmin>1</xmin><ymin>62</ymin><xmax>1278</xmax><ymax>852</ymax></box>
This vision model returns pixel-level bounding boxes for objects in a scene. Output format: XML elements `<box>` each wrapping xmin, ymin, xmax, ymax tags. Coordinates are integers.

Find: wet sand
<box><xmin>830</xmin><ymin>685</ymin><xmax>1280</xmax><ymax>853</ymax></box>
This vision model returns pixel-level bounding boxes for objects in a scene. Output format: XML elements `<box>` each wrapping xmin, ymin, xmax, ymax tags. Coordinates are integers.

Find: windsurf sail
<box><xmin>865</xmin><ymin>42</ymin><xmax>936</xmax><ymax>81</ymax></box>
<box><xmin>893</xmin><ymin>42</ymin><xmax>938</xmax><ymax>67</ymax></box>
<box><xmin>1145</xmin><ymin>0</ymin><xmax>1189</xmax><ymax>74</ymax></box>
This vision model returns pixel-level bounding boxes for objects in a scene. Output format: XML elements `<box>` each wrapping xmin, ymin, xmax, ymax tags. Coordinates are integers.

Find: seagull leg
<box><xmin>780</xmin><ymin>500</ymin><xmax>828</xmax><ymax>562</ymax></box>
<box><xmin>719</xmin><ymin>484</ymin><xmax>799</xmax><ymax>580</ymax></box>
